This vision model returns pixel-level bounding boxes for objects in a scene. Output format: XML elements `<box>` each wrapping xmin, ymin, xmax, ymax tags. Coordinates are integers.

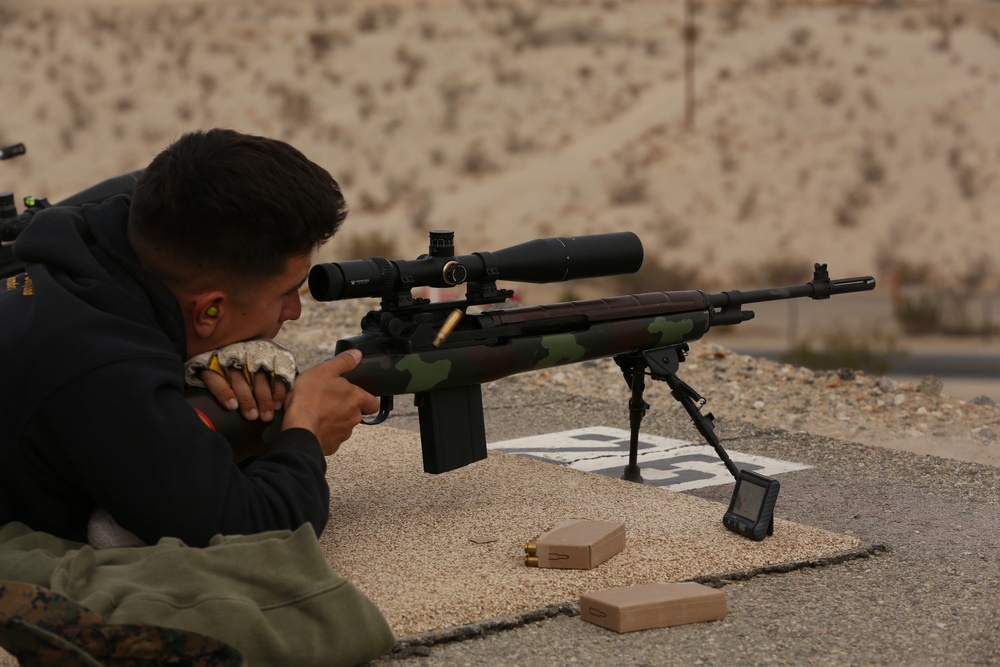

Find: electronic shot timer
<box><xmin>723</xmin><ymin>469</ymin><xmax>780</xmax><ymax>541</ymax></box>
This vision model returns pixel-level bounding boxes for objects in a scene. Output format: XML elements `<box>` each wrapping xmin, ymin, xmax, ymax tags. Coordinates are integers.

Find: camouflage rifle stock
<box><xmin>310</xmin><ymin>231</ymin><xmax>876</xmax><ymax>477</ymax></box>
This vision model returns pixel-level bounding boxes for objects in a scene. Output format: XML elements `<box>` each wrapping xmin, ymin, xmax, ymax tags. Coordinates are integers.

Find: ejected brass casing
<box><xmin>432</xmin><ymin>309</ymin><xmax>464</xmax><ymax>348</ymax></box>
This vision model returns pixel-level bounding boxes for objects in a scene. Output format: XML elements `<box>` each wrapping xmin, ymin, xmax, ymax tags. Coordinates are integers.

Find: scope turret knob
<box><xmin>442</xmin><ymin>260</ymin><xmax>468</xmax><ymax>286</ymax></box>
<box><xmin>428</xmin><ymin>230</ymin><xmax>455</xmax><ymax>258</ymax></box>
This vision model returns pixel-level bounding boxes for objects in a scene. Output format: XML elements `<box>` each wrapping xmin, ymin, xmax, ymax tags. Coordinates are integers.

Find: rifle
<box><xmin>310</xmin><ymin>230</ymin><xmax>877</xmax><ymax>483</ymax></box>
<box><xmin>1</xmin><ymin>160</ymin><xmax>144</xmax><ymax>278</ymax></box>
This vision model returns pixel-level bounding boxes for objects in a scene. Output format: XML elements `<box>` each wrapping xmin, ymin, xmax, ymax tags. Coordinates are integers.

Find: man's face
<box><xmin>207</xmin><ymin>251</ymin><xmax>313</xmax><ymax>351</ymax></box>
<box><xmin>182</xmin><ymin>252</ymin><xmax>313</xmax><ymax>359</ymax></box>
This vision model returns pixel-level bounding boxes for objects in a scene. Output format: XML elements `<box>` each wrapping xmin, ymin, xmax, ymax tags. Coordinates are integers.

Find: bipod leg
<box><xmin>613</xmin><ymin>353</ymin><xmax>649</xmax><ymax>484</ymax></box>
<box><xmin>662</xmin><ymin>373</ymin><xmax>741</xmax><ymax>481</ymax></box>
<box><xmin>644</xmin><ymin>346</ymin><xmax>741</xmax><ymax>481</ymax></box>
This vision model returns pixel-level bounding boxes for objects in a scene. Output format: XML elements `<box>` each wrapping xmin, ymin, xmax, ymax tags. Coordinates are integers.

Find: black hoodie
<box><xmin>0</xmin><ymin>195</ymin><xmax>329</xmax><ymax>546</ymax></box>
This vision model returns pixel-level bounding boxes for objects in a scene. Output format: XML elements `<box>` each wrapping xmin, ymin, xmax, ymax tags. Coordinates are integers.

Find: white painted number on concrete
<box><xmin>490</xmin><ymin>426</ymin><xmax>809</xmax><ymax>491</ymax></box>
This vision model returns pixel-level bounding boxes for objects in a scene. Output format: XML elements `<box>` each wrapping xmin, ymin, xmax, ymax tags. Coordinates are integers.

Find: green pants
<box><xmin>0</xmin><ymin>522</ymin><xmax>394</xmax><ymax>666</ymax></box>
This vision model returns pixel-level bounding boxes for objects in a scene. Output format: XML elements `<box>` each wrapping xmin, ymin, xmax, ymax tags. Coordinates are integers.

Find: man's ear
<box><xmin>191</xmin><ymin>290</ymin><xmax>227</xmax><ymax>340</ymax></box>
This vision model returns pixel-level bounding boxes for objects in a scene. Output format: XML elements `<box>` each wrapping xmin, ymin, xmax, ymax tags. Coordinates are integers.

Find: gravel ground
<box><xmin>279</xmin><ymin>298</ymin><xmax>1000</xmax><ymax>666</ymax></box>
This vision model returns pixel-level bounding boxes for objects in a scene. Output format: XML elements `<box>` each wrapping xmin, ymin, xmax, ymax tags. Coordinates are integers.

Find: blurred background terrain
<box><xmin>2</xmin><ymin>0</ymin><xmax>998</xmax><ymax>399</ymax></box>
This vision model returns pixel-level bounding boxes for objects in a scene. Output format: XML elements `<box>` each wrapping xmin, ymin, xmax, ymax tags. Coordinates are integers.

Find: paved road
<box><xmin>732</xmin><ymin>346</ymin><xmax>1000</xmax><ymax>380</ymax></box>
<box><xmin>371</xmin><ymin>380</ymin><xmax>1000</xmax><ymax>666</ymax></box>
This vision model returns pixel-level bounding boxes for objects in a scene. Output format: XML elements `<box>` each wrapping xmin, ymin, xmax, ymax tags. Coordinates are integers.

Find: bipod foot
<box><xmin>621</xmin><ymin>464</ymin><xmax>644</xmax><ymax>484</ymax></box>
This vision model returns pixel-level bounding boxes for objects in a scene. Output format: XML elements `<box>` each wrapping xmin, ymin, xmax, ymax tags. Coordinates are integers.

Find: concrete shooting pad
<box><xmin>318</xmin><ymin>426</ymin><xmax>861</xmax><ymax>639</ymax></box>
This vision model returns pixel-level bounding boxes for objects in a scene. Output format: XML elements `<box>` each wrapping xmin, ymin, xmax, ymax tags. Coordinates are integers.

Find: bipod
<box><xmin>613</xmin><ymin>344</ymin><xmax>741</xmax><ymax>484</ymax></box>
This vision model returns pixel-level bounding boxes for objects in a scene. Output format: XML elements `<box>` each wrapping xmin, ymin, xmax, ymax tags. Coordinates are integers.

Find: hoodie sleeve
<box><xmin>32</xmin><ymin>357</ymin><xmax>330</xmax><ymax>547</ymax></box>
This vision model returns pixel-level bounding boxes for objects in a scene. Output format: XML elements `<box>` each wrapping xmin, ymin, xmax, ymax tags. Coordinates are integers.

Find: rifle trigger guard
<box><xmin>362</xmin><ymin>396</ymin><xmax>394</xmax><ymax>425</ymax></box>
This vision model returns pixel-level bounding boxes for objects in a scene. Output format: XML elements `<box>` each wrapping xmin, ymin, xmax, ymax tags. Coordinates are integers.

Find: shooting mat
<box><xmin>318</xmin><ymin>425</ymin><xmax>861</xmax><ymax>639</ymax></box>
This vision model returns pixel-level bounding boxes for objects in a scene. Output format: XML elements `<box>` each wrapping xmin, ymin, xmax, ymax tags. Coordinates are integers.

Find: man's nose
<box><xmin>280</xmin><ymin>292</ymin><xmax>302</xmax><ymax>323</ymax></box>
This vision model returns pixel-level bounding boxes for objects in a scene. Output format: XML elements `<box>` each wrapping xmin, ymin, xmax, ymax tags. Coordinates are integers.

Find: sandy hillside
<box><xmin>1</xmin><ymin>0</ymin><xmax>999</xmax><ymax>305</ymax></box>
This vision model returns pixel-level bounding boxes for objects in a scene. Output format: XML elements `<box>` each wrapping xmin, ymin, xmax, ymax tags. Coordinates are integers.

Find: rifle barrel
<box><xmin>708</xmin><ymin>275</ymin><xmax>876</xmax><ymax>310</ymax></box>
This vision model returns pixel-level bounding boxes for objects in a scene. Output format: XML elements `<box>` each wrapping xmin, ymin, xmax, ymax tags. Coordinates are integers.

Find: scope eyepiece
<box><xmin>309</xmin><ymin>231</ymin><xmax>643</xmax><ymax>302</ymax></box>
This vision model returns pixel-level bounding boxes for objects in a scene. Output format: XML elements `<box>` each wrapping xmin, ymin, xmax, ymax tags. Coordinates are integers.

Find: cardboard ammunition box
<box><xmin>533</xmin><ymin>519</ymin><xmax>625</xmax><ymax>570</ymax></box>
<box><xmin>580</xmin><ymin>582</ymin><xmax>726</xmax><ymax>633</ymax></box>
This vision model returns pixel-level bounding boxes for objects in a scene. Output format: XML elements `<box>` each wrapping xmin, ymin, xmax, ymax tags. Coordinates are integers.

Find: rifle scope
<box><xmin>309</xmin><ymin>230</ymin><xmax>644</xmax><ymax>302</ymax></box>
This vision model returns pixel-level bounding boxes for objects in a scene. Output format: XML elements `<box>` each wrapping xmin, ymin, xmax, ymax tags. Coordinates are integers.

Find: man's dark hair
<box><xmin>128</xmin><ymin>129</ymin><xmax>347</xmax><ymax>285</ymax></box>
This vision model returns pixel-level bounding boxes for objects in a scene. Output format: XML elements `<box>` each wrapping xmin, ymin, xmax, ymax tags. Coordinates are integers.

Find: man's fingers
<box><xmin>199</xmin><ymin>371</ymin><xmax>238</xmax><ymax>410</ymax></box>
<box><xmin>280</xmin><ymin>349</ymin><xmax>382</xmax><ymax>453</ymax></box>
<box><xmin>360</xmin><ymin>392</ymin><xmax>381</xmax><ymax>417</ymax></box>
<box><xmin>321</xmin><ymin>349</ymin><xmax>362</xmax><ymax>377</ymax></box>
<box><xmin>322</xmin><ymin>351</ymin><xmax>378</xmax><ymax>415</ymax></box>
<box><xmin>252</xmin><ymin>371</ymin><xmax>277</xmax><ymax>421</ymax></box>
<box><xmin>271</xmin><ymin>380</ymin><xmax>288</xmax><ymax>410</ymax></box>
<box><xmin>228</xmin><ymin>371</ymin><xmax>259</xmax><ymax>420</ymax></box>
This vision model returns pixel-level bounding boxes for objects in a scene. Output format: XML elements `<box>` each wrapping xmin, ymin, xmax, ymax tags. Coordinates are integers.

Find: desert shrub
<box><xmin>734</xmin><ymin>258</ymin><xmax>811</xmax><ymax>287</ymax></box>
<box><xmin>717</xmin><ymin>1</ymin><xmax>748</xmax><ymax>33</ymax></box>
<box><xmin>947</xmin><ymin>146</ymin><xmax>982</xmax><ymax>200</ymax></box>
<box><xmin>307</xmin><ymin>30</ymin><xmax>350</xmax><ymax>60</ymax></box>
<box><xmin>408</xmin><ymin>191</ymin><xmax>434</xmax><ymax>230</ymax></box>
<box><xmin>876</xmin><ymin>252</ymin><xmax>934</xmax><ymax>285</ymax></box>
<box><xmin>267</xmin><ymin>83</ymin><xmax>314</xmax><ymax>125</ymax></box>
<box><xmin>611</xmin><ymin>257</ymin><xmax>702</xmax><ymax>294</ymax></box>
<box><xmin>815</xmin><ymin>79</ymin><xmax>843</xmax><ymax>106</ymax></box>
<box><xmin>459</xmin><ymin>141</ymin><xmax>499</xmax><ymax>175</ymax></box>
<box><xmin>339</xmin><ymin>230</ymin><xmax>398</xmax><ymax>260</ymax></box>
<box><xmin>504</xmin><ymin>127</ymin><xmax>538</xmax><ymax>154</ymax></box>
<box><xmin>557</xmin><ymin>287</ymin><xmax>583</xmax><ymax>302</ymax></box>
<box><xmin>891</xmin><ymin>287</ymin><xmax>999</xmax><ymax>336</ymax></box>
<box><xmin>396</xmin><ymin>45</ymin><xmax>426</xmax><ymax>88</ymax></box>
<box><xmin>858</xmin><ymin>147</ymin><xmax>885</xmax><ymax>184</ymax></box>
<box><xmin>782</xmin><ymin>328</ymin><xmax>905</xmax><ymax>375</ymax></box>
<box><xmin>356</xmin><ymin>4</ymin><xmax>401</xmax><ymax>33</ymax></box>
<box><xmin>833</xmin><ymin>183</ymin><xmax>870</xmax><ymax>227</ymax></box>
<box><xmin>439</xmin><ymin>80</ymin><xmax>477</xmax><ymax>131</ymax></box>
<box><xmin>607</xmin><ymin>165</ymin><xmax>649</xmax><ymax>205</ymax></box>
<box><xmin>712</xmin><ymin>126</ymin><xmax>739</xmax><ymax>173</ymax></box>
<box><xmin>735</xmin><ymin>185</ymin><xmax>757</xmax><ymax>221</ymax></box>
<box><xmin>893</xmin><ymin>291</ymin><xmax>943</xmax><ymax>334</ymax></box>
<box><xmin>958</xmin><ymin>255</ymin><xmax>993</xmax><ymax>291</ymax></box>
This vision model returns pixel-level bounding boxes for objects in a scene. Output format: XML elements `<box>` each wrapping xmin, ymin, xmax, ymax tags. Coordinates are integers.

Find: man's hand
<box><xmin>185</xmin><ymin>339</ymin><xmax>298</xmax><ymax>422</ymax></box>
<box><xmin>200</xmin><ymin>368</ymin><xmax>288</xmax><ymax>422</ymax></box>
<box><xmin>281</xmin><ymin>349</ymin><xmax>380</xmax><ymax>456</ymax></box>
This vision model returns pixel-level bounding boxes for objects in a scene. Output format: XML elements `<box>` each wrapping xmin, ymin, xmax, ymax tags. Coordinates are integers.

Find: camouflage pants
<box><xmin>1</xmin><ymin>579</ymin><xmax>247</xmax><ymax>666</ymax></box>
<box><xmin>0</xmin><ymin>523</ymin><xmax>394</xmax><ymax>666</ymax></box>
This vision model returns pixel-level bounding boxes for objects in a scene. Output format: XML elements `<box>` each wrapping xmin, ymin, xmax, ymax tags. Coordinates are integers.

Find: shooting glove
<box><xmin>185</xmin><ymin>338</ymin><xmax>298</xmax><ymax>391</ymax></box>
